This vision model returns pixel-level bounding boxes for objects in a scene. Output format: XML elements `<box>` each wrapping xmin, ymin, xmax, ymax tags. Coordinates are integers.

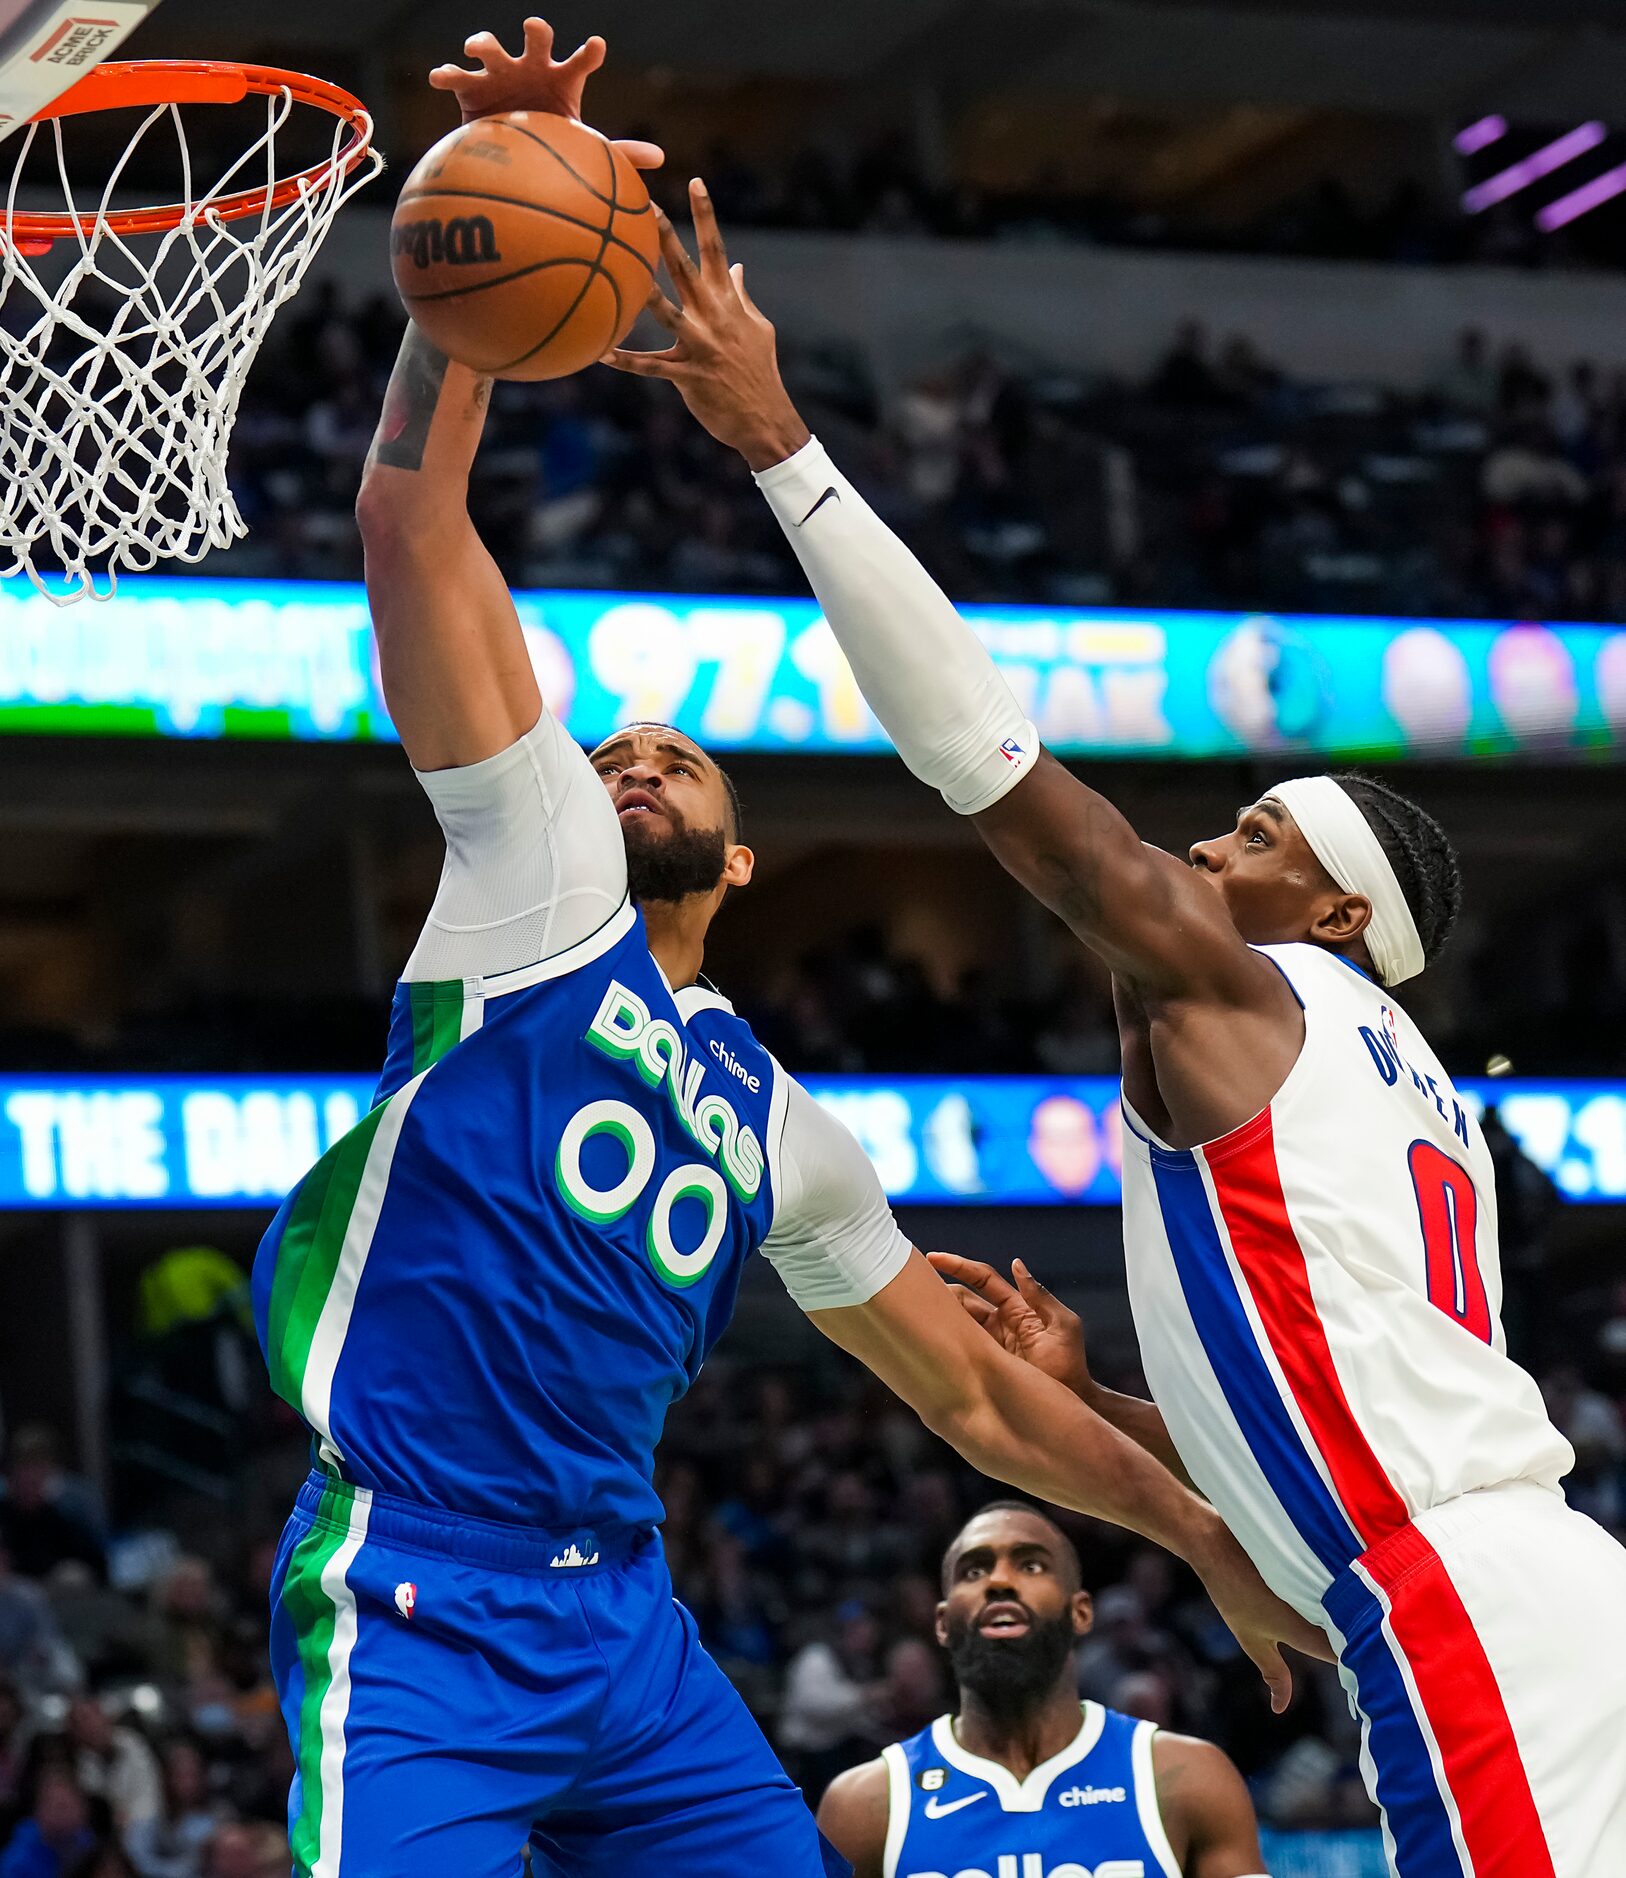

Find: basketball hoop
<box><xmin>0</xmin><ymin>59</ymin><xmax>383</xmax><ymax>603</ymax></box>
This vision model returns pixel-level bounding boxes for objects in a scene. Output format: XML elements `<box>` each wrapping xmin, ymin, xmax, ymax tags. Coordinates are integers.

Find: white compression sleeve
<box><xmin>755</xmin><ymin>436</ymin><xmax>1039</xmax><ymax>816</ymax></box>
<box><xmin>761</xmin><ymin>1076</ymin><xmax>912</xmax><ymax>1313</ymax></box>
<box><xmin>405</xmin><ymin>709</ymin><xmax>628</xmax><ymax>982</ymax></box>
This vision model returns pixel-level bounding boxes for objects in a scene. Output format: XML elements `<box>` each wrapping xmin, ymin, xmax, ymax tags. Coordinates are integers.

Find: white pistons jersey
<box><xmin>1119</xmin><ymin>942</ymin><xmax>1573</xmax><ymax>1624</ymax></box>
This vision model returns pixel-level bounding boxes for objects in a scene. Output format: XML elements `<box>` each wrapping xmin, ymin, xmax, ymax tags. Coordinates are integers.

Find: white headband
<box><xmin>1267</xmin><ymin>776</ymin><xmax>1425</xmax><ymax>987</ymax></box>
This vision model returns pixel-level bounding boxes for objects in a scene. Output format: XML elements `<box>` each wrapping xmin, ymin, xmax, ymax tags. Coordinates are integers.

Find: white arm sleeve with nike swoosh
<box><xmin>755</xmin><ymin>436</ymin><xmax>1039</xmax><ymax>816</ymax></box>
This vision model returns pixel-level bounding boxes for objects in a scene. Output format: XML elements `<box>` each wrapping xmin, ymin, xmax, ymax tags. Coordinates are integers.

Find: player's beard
<box><xmin>622</xmin><ymin>815</ymin><xmax>729</xmax><ymax>905</ymax></box>
<box><xmin>944</xmin><ymin>1606</ymin><xmax>1078</xmax><ymax>1719</ymax></box>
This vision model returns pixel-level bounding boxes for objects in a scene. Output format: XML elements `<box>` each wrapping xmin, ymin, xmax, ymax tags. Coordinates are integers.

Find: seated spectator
<box><xmin>777</xmin><ymin>1601</ymin><xmax>884</xmax><ymax>1798</ymax></box>
<box><xmin>124</xmin><ymin>1737</ymin><xmax>222</xmax><ymax>1878</ymax></box>
<box><xmin>66</xmin><ymin>1703</ymin><xmax>160</xmax><ymax>1841</ymax></box>
<box><xmin>1147</xmin><ymin>320</ymin><xmax>1223</xmax><ymax>406</ymax></box>
<box><xmin>0</xmin><ymin>1548</ymin><xmax>79</xmax><ymax>1698</ymax></box>
<box><xmin>875</xmin><ymin>1637</ymin><xmax>947</xmax><ymax>1740</ymax></box>
<box><xmin>1435</xmin><ymin>326</ymin><xmax>1498</xmax><ymax>415</ymax></box>
<box><xmin>0</xmin><ymin>1767</ymin><xmax>96</xmax><ymax>1878</ymax></box>
<box><xmin>197</xmin><ymin>1827</ymin><xmax>266</xmax><ymax>1878</ymax></box>
<box><xmin>64</xmin><ymin>1847</ymin><xmax>138</xmax><ymax>1878</ymax></box>
<box><xmin>1481</xmin><ymin>422</ymin><xmax>1589</xmax><ymax>508</ymax></box>
<box><xmin>0</xmin><ymin>1437</ymin><xmax>103</xmax><ymax>1586</ymax></box>
<box><xmin>138</xmin><ymin>1564</ymin><xmax>227</xmax><ymax>1698</ymax></box>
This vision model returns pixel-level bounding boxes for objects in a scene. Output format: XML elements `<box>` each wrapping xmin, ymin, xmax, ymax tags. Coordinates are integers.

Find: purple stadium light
<box><xmin>1454</xmin><ymin>115</ymin><xmax>1508</xmax><ymax>157</ymax></box>
<box><xmin>1461</xmin><ymin>122</ymin><xmax>1607</xmax><ymax>213</ymax></box>
<box><xmin>1538</xmin><ymin>160</ymin><xmax>1626</xmax><ymax>231</ymax></box>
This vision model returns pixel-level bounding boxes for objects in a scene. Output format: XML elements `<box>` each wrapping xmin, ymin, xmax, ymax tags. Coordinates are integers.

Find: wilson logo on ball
<box><xmin>392</xmin><ymin>215</ymin><xmax>502</xmax><ymax>270</ymax></box>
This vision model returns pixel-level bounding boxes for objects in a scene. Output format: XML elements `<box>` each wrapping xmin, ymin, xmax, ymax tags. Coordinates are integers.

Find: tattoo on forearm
<box><xmin>369</xmin><ymin>329</ymin><xmax>451</xmax><ymax>472</ymax></box>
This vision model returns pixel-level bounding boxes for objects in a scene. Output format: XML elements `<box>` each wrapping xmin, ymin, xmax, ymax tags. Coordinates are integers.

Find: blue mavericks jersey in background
<box><xmin>884</xmin><ymin>1703</ymin><xmax>1179</xmax><ymax>1878</ymax></box>
<box><xmin>251</xmin><ymin>910</ymin><xmax>780</xmax><ymax>1534</ymax></box>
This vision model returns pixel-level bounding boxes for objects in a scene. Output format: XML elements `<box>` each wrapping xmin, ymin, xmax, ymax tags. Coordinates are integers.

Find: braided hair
<box><xmin>1329</xmin><ymin>772</ymin><xmax>1462</xmax><ymax>967</ymax></box>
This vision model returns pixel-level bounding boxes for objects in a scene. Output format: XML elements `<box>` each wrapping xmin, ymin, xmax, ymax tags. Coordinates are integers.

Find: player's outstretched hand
<box><xmin>429</xmin><ymin>17</ymin><xmax>663</xmax><ymax>169</ymax></box>
<box><xmin>928</xmin><ymin>1253</ymin><xmax>1094</xmax><ymax>1402</ymax></box>
<box><xmin>1191</xmin><ymin>1517</ymin><xmax>1335</xmax><ymax>1712</ymax></box>
<box><xmin>601</xmin><ymin>179</ymin><xmax>814</xmax><ymax>472</ymax></box>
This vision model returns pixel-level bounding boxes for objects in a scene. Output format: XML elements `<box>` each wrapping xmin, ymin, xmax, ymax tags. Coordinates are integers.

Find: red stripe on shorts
<box><xmin>1361</xmin><ymin>1524</ymin><xmax>1556</xmax><ymax>1878</ymax></box>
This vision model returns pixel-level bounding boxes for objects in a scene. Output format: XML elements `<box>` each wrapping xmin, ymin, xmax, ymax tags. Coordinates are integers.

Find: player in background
<box><xmin>819</xmin><ymin>1503</ymin><xmax>1267</xmax><ymax>1878</ymax></box>
<box><xmin>253</xmin><ymin>23</ymin><xmax>1318</xmax><ymax>1878</ymax></box>
<box><xmin>607</xmin><ymin>187</ymin><xmax>1626</xmax><ymax>1878</ymax></box>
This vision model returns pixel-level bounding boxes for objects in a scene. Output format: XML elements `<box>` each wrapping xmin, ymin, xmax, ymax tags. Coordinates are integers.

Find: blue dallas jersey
<box><xmin>883</xmin><ymin>1704</ymin><xmax>1180</xmax><ymax>1878</ymax></box>
<box><xmin>251</xmin><ymin>902</ymin><xmax>782</xmax><ymax>1534</ymax></box>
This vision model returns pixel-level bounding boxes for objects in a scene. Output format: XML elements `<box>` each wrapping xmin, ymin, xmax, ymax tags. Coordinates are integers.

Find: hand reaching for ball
<box><xmin>603</xmin><ymin>180</ymin><xmax>814</xmax><ymax>472</ymax></box>
<box><xmin>429</xmin><ymin>17</ymin><xmax>663</xmax><ymax>171</ymax></box>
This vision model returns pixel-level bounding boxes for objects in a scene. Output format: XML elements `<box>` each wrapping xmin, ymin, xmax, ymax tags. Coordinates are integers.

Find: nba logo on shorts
<box><xmin>999</xmin><ymin>737</ymin><xmax>1026</xmax><ymax>765</ymax></box>
<box><xmin>394</xmin><ymin>1582</ymin><xmax>417</xmax><ymax>1621</ymax></box>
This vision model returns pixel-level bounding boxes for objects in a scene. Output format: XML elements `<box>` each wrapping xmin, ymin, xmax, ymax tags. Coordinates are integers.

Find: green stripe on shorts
<box><xmin>280</xmin><ymin>1487</ymin><xmax>357</xmax><ymax>1877</ymax></box>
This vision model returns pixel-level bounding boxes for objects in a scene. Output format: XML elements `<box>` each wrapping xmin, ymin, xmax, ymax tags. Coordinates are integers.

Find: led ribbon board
<box><xmin>0</xmin><ymin>578</ymin><xmax>1623</xmax><ymax>758</ymax></box>
<box><xmin>0</xmin><ymin>1075</ymin><xmax>1619</xmax><ymax>1210</ymax></box>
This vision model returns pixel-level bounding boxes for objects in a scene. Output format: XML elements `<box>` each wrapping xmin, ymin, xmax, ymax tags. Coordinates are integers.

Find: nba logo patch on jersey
<box><xmin>393</xmin><ymin>1582</ymin><xmax>416</xmax><ymax>1620</ymax></box>
<box><xmin>999</xmin><ymin>737</ymin><xmax>1026</xmax><ymax>765</ymax></box>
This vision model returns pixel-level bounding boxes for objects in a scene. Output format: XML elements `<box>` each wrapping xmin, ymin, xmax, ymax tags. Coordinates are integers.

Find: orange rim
<box><xmin>3</xmin><ymin>61</ymin><xmax>375</xmax><ymax>245</ymax></box>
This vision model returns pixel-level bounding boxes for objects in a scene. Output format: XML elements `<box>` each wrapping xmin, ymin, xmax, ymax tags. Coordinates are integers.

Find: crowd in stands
<box><xmin>636</xmin><ymin>137</ymin><xmax>1612</xmax><ymax>275</ymax></box>
<box><xmin>2</xmin><ymin>1257</ymin><xmax>1624</xmax><ymax>1871</ymax></box>
<box><xmin>218</xmin><ymin>277</ymin><xmax>1626</xmax><ymax>628</ymax></box>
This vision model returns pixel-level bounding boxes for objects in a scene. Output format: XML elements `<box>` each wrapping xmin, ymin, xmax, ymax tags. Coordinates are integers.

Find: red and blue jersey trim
<box><xmin>1140</xmin><ymin>1103</ymin><xmax>1556</xmax><ymax>1878</ymax></box>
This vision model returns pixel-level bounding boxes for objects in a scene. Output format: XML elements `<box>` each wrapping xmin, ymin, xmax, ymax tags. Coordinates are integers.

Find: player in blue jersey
<box><xmin>819</xmin><ymin>1504</ymin><xmax>1267</xmax><ymax>1878</ymax></box>
<box><xmin>251</xmin><ymin>21</ymin><xmax>1318</xmax><ymax>1878</ymax></box>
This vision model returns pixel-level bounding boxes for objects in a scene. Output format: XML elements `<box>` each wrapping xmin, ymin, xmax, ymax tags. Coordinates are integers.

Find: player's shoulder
<box><xmin>1149</xmin><ymin>1730</ymin><xmax>1254</xmax><ymax>1818</ymax></box>
<box><xmin>815</xmin><ymin>1753</ymin><xmax>893</xmax><ymax>1870</ymax></box>
<box><xmin>671</xmin><ymin>979</ymin><xmax>780</xmax><ymax>1100</ymax></box>
<box><xmin>670</xmin><ymin>978</ymin><xmax>739</xmax><ymax>1023</ymax></box>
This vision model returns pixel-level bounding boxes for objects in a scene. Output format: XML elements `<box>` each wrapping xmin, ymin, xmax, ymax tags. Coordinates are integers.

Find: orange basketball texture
<box><xmin>390</xmin><ymin>113</ymin><xmax>658</xmax><ymax>381</ymax></box>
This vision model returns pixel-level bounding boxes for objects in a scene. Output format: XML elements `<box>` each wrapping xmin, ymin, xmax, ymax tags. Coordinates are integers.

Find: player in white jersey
<box><xmin>608</xmin><ymin>186</ymin><xmax>1626</xmax><ymax>1878</ymax></box>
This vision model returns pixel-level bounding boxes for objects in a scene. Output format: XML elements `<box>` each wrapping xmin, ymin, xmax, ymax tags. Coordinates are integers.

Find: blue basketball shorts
<box><xmin>269</xmin><ymin>1470</ymin><xmax>850</xmax><ymax>1878</ymax></box>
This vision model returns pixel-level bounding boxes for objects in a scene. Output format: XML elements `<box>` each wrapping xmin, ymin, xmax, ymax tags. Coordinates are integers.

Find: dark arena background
<box><xmin>1</xmin><ymin>2</ymin><xmax>1625</xmax><ymax>1875</ymax></box>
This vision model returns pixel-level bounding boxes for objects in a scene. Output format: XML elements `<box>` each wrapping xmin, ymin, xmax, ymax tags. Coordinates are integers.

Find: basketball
<box><xmin>389</xmin><ymin>111</ymin><xmax>658</xmax><ymax>381</ymax></box>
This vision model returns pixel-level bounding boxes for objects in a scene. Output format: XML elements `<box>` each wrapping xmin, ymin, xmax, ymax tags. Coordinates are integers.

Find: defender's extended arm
<box><xmin>605</xmin><ymin>186</ymin><xmax>1265</xmax><ymax>1002</ymax></box>
<box><xmin>928</xmin><ymin>1251</ymin><xmax>1193</xmax><ymax>1488</ymax></box>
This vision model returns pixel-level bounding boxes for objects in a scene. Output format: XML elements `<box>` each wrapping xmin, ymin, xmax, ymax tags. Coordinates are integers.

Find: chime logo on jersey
<box><xmin>902</xmin><ymin>1859</ymin><xmax>1144</xmax><ymax>1878</ymax></box>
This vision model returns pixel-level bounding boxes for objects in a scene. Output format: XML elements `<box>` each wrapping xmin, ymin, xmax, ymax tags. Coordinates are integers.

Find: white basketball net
<box><xmin>0</xmin><ymin>85</ymin><xmax>382</xmax><ymax>603</ymax></box>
